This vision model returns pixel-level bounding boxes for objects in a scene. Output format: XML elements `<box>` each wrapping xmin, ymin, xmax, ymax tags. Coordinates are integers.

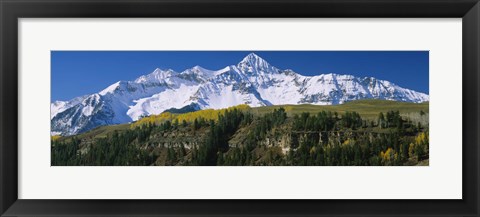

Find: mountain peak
<box><xmin>237</xmin><ymin>53</ymin><xmax>278</xmax><ymax>74</ymax></box>
<box><xmin>152</xmin><ymin>68</ymin><xmax>177</xmax><ymax>76</ymax></box>
<box><xmin>192</xmin><ymin>65</ymin><xmax>205</xmax><ymax>70</ymax></box>
<box><xmin>177</xmin><ymin>65</ymin><xmax>219</xmax><ymax>82</ymax></box>
<box><xmin>240</xmin><ymin>53</ymin><xmax>266</xmax><ymax>64</ymax></box>
<box><xmin>135</xmin><ymin>68</ymin><xmax>177</xmax><ymax>83</ymax></box>
<box><xmin>99</xmin><ymin>81</ymin><xmax>122</xmax><ymax>95</ymax></box>
<box><xmin>243</xmin><ymin>52</ymin><xmax>261</xmax><ymax>60</ymax></box>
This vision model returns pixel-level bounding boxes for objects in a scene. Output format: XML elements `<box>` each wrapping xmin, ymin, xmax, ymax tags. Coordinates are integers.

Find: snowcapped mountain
<box><xmin>51</xmin><ymin>53</ymin><xmax>429</xmax><ymax>136</ymax></box>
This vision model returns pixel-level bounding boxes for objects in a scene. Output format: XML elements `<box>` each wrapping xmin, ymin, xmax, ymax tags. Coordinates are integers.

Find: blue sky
<box><xmin>51</xmin><ymin>51</ymin><xmax>429</xmax><ymax>101</ymax></box>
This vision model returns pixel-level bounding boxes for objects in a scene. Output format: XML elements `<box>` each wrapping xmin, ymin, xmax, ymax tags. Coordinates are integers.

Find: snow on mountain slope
<box><xmin>51</xmin><ymin>53</ymin><xmax>429</xmax><ymax>136</ymax></box>
<box><xmin>127</xmin><ymin>83</ymin><xmax>200</xmax><ymax>121</ymax></box>
<box><xmin>51</xmin><ymin>95</ymin><xmax>88</xmax><ymax>120</ymax></box>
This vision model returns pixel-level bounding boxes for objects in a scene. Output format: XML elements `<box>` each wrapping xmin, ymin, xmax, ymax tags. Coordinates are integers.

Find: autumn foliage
<box><xmin>131</xmin><ymin>104</ymin><xmax>251</xmax><ymax>129</ymax></box>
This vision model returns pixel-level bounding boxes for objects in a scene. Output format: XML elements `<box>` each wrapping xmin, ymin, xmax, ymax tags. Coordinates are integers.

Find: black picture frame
<box><xmin>1</xmin><ymin>0</ymin><xmax>479</xmax><ymax>216</ymax></box>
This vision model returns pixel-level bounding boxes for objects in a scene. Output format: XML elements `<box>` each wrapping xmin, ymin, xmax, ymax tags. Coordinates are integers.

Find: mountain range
<box><xmin>51</xmin><ymin>53</ymin><xmax>429</xmax><ymax>136</ymax></box>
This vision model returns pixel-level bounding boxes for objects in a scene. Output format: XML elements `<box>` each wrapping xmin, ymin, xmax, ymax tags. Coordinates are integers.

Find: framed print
<box><xmin>1</xmin><ymin>0</ymin><xmax>479</xmax><ymax>216</ymax></box>
<box><xmin>49</xmin><ymin>50</ymin><xmax>430</xmax><ymax>166</ymax></box>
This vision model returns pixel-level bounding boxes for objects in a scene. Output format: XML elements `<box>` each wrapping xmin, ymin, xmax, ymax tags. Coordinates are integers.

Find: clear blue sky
<box><xmin>51</xmin><ymin>51</ymin><xmax>429</xmax><ymax>101</ymax></box>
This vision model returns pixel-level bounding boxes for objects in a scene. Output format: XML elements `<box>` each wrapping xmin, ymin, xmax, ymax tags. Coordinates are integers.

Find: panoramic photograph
<box><xmin>51</xmin><ymin>51</ymin><xmax>429</xmax><ymax>166</ymax></box>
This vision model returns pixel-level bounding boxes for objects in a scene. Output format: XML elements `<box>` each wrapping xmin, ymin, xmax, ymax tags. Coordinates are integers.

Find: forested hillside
<box><xmin>51</xmin><ymin>100</ymin><xmax>429</xmax><ymax>166</ymax></box>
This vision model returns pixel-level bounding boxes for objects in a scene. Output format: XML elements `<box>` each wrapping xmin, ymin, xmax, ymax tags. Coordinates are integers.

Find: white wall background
<box><xmin>18</xmin><ymin>18</ymin><xmax>462</xmax><ymax>199</ymax></box>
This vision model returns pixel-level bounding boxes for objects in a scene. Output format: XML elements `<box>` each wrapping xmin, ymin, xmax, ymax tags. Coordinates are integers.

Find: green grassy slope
<box><xmin>252</xmin><ymin>100</ymin><xmax>428</xmax><ymax>120</ymax></box>
<box><xmin>58</xmin><ymin>123</ymin><xmax>130</xmax><ymax>142</ymax></box>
